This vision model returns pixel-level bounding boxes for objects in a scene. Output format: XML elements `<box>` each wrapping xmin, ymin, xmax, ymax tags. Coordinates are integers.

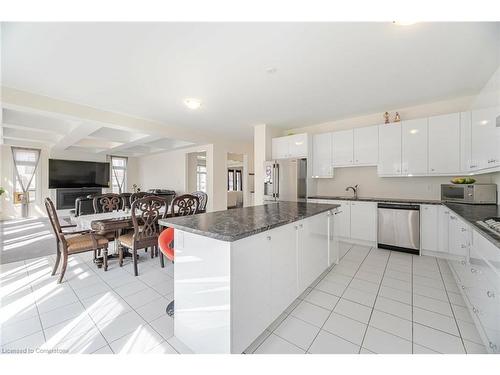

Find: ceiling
<box><xmin>2</xmin><ymin>22</ymin><xmax>500</xmax><ymax>141</ymax></box>
<box><xmin>1</xmin><ymin>108</ymin><xmax>194</xmax><ymax>156</ymax></box>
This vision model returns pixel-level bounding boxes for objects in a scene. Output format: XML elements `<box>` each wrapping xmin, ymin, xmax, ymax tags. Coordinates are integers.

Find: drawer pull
<box><xmin>461</xmin><ymin>244</ymin><xmax>467</xmax><ymax>249</ymax></box>
<box><xmin>470</xmin><ymin>268</ymin><xmax>477</xmax><ymax>274</ymax></box>
<box><xmin>460</xmin><ymin>260</ymin><xmax>466</xmax><ymax>265</ymax></box>
<box><xmin>489</xmin><ymin>342</ymin><xmax>497</xmax><ymax>351</ymax></box>
<box><xmin>460</xmin><ymin>228</ymin><xmax>467</xmax><ymax>232</ymax></box>
<box><xmin>461</xmin><ymin>285</ymin><xmax>466</xmax><ymax>290</ymax></box>
<box><xmin>472</xmin><ymin>306</ymin><xmax>479</xmax><ymax>314</ymax></box>
<box><xmin>487</xmin><ymin>291</ymin><xmax>495</xmax><ymax>298</ymax></box>
<box><xmin>299</xmin><ymin>224</ymin><xmax>303</xmax><ymax>229</ymax></box>
<box><xmin>267</xmin><ymin>236</ymin><xmax>271</xmax><ymax>241</ymax></box>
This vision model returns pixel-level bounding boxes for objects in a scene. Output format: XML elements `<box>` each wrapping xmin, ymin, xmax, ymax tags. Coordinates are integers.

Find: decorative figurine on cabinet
<box><xmin>394</xmin><ymin>112</ymin><xmax>401</xmax><ymax>122</ymax></box>
<box><xmin>384</xmin><ymin>112</ymin><xmax>390</xmax><ymax>124</ymax></box>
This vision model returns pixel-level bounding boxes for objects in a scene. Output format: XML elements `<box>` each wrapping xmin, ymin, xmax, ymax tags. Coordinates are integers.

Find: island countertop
<box><xmin>158</xmin><ymin>201</ymin><xmax>339</xmax><ymax>242</ymax></box>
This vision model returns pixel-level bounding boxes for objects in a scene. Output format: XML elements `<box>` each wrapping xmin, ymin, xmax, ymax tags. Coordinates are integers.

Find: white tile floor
<box><xmin>0</xmin><ymin>241</ymin><xmax>488</xmax><ymax>354</ymax></box>
<box><xmin>245</xmin><ymin>242</ymin><xmax>488</xmax><ymax>354</ymax></box>
<box><xmin>0</xmin><ymin>250</ymin><xmax>184</xmax><ymax>354</ymax></box>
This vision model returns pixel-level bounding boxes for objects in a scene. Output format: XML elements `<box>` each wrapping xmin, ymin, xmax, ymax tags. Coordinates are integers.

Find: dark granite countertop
<box><xmin>307</xmin><ymin>195</ymin><xmax>442</xmax><ymax>205</ymax></box>
<box><xmin>443</xmin><ymin>203</ymin><xmax>500</xmax><ymax>249</ymax></box>
<box><xmin>158</xmin><ymin>201</ymin><xmax>339</xmax><ymax>242</ymax></box>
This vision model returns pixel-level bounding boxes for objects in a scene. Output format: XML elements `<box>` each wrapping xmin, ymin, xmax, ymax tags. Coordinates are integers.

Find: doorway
<box><xmin>186</xmin><ymin>152</ymin><xmax>207</xmax><ymax>194</ymax></box>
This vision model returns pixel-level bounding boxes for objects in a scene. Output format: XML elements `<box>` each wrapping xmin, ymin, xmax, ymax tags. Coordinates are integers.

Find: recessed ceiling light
<box><xmin>410</xmin><ymin>129</ymin><xmax>419</xmax><ymax>134</ymax></box>
<box><xmin>393</xmin><ymin>21</ymin><xmax>418</xmax><ymax>26</ymax></box>
<box><xmin>184</xmin><ymin>98</ymin><xmax>202</xmax><ymax>110</ymax></box>
<box><xmin>480</xmin><ymin>120</ymin><xmax>489</xmax><ymax>125</ymax></box>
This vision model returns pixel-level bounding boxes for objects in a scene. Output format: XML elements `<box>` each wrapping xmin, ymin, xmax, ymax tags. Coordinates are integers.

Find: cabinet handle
<box><xmin>472</xmin><ymin>306</ymin><xmax>479</xmax><ymax>314</ymax></box>
<box><xmin>461</xmin><ymin>244</ymin><xmax>467</xmax><ymax>249</ymax></box>
<box><xmin>460</xmin><ymin>228</ymin><xmax>467</xmax><ymax>232</ymax></box>
<box><xmin>487</xmin><ymin>290</ymin><xmax>495</xmax><ymax>298</ymax></box>
<box><xmin>294</xmin><ymin>225</ymin><xmax>298</xmax><ymax>230</ymax></box>
<box><xmin>299</xmin><ymin>224</ymin><xmax>303</xmax><ymax>229</ymax></box>
<box><xmin>267</xmin><ymin>236</ymin><xmax>271</xmax><ymax>241</ymax></box>
<box><xmin>334</xmin><ymin>211</ymin><xmax>342</xmax><ymax>215</ymax></box>
<box><xmin>460</xmin><ymin>260</ymin><xmax>466</xmax><ymax>265</ymax></box>
<box><xmin>431</xmin><ymin>168</ymin><xmax>435</xmax><ymax>171</ymax></box>
<box><xmin>470</xmin><ymin>268</ymin><xmax>477</xmax><ymax>274</ymax></box>
<box><xmin>444</xmin><ymin>211</ymin><xmax>450</xmax><ymax>214</ymax></box>
<box><xmin>461</xmin><ymin>285</ymin><xmax>466</xmax><ymax>290</ymax></box>
<box><xmin>489</xmin><ymin>342</ymin><xmax>497</xmax><ymax>351</ymax></box>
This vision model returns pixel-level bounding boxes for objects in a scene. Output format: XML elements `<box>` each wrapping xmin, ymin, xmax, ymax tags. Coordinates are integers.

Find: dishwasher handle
<box><xmin>377</xmin><ymin>203</ymin><xmax>420</xmax><ymax>210</ymax></box>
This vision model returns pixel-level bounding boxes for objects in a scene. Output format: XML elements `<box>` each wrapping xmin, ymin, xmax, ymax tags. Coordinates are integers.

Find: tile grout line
<box><xmin>23</xmin><ymin>259</ymin><xmax>47</xmax><ymax>343</ymax></box>
<box><xmin>435</xmin><ymin>258</ymin><xmax>468</xmax><ymax>354</ymax></box>
<box><xmin>304</xmin><ymin>244</ymin><xmax>372</xmax><ymax>354</ymax></box>
<box><xmin>358</xmin><ymin>248</ymin><xmax>392</xmax><ymax>354</ymax></box>
<box><xmin>250</xmin><ymin>242</ymin><xmax>356</xmax><ymax>354</ymax></box>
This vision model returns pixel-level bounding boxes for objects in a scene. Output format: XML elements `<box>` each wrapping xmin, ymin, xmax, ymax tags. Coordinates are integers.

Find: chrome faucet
<box><xmin>345</xmin><ymin>185</ymin><xmax>359</xmax><ymax>200</ymax></box>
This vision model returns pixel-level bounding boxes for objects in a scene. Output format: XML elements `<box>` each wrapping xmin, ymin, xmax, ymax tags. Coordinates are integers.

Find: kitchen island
<box><xmin>158</xmin><ymin>201</ymin><xmax>340</xmax><ymax>354</ymax></box>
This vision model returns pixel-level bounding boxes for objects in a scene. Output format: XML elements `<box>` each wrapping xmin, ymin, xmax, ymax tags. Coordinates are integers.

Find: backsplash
<box><xmin>310</xmin><ymin>167</ymin><xmax>500</xmax><ymax>201</ymax></box>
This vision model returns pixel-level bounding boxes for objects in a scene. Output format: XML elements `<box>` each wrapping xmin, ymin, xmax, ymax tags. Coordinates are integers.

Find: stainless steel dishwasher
<box><xmin>377</xmin><ymin>203</ymin><xmax>420</xmax><ymax>254</ymax></box>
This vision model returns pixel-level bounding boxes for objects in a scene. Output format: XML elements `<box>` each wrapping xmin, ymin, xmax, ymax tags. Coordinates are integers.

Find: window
<box><xmin>111</xmin><ymin>156</ymin><xmax>127</xmax><ymax>194</ymax></box>
<box><xmin>196</xmin><ymin>165</ymin><xmax>207</xmax><ymax>192</ymax></box>
<box><xmin>12</xmin><ymin>147</ymin><xmax>41</xmax><ymax>204</ymax></box>
<box><xmin>227</xmin><ymin>169</ymin><xmax>242</xmax><ymax>191</ymax></box>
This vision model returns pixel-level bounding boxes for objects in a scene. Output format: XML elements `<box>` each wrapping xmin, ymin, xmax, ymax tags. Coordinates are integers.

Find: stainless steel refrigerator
<box><xmin>263</xmin><ymin>158</ymin><xmax>307</xmax><ymax>203</ymax></box>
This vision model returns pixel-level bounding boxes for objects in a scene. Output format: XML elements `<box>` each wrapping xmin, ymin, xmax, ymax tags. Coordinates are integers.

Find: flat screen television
<box><xmin>49</xmin><ymin>159</ymin><xmax>110</xmax><ymax>189</ymax></box>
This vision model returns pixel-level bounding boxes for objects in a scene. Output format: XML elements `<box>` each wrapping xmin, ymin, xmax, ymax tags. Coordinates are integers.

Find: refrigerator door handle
<box><xmin>275</xmin><ymin>163</ymin><xmax>280</xmax><ymax>199</ymax></box>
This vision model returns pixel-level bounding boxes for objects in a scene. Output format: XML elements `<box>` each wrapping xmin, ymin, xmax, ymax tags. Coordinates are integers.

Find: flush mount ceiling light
<box><xmin>184</xmin><ymin>98</ymin><xmax>202</xmax><ymax>110</ymax></box>
<box><xmin>410</xmin><ymin>129</ymin><xmax>419</xmax><ymax>134</ymax></box>
<box><xmin>266</xmin><ymin>67</ymin><xmax>277</xmax><ymax>74</ymax></box>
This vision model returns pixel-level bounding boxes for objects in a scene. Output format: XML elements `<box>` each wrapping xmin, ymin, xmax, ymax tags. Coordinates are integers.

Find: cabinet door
<box><xmin>460</xmin><ymin>111</ymin><xmax>474</xmax><ymax>172</ymax></box>
<box><xmin>378</xmin><ymin>124</ymin><xmax>402</xmax><ymax>175</ymax></box>
<box><xmin>269</xmin><ymin>223</ymin><xmax>298</xmax><ymax>317</ymax></box>
<box><xmin>428</xmin><ymin>113</ymin><xmax>460</xmax><ymax>174</ymax></box>
<box><xmin>333</xmin><ymin>130</ymin><xmax>353</xmax><ymax>166</ymax></box>
<box><xmin>438</xmin><ymin>205</ymin><xmax>450</xmax><ymax>253</ymax></box>
<box><xmin>449</xmin><ymin>214</ymin><xmax>470</xmax><ymax>257</ymax></box>
<box><xmin>402</xmin><ymin>118</ymin><xmax>428</xmax><ymax>175</ymax></box>
<box><xmin>288</xmin><ymin>133</ymin><xmax>308</xmax><ymax>158</ymax></box>
<box><xmin>471</xmin><ymin>107</ymin><xmax>497</xmax><ymax>170</ymax></box>
<box><xmin>331</xmin><ymin>200</ymin><xmax>350</xmax><ymax>238</ymax></box>
<box><xmin>298</xmin><ymin>213</ymin><xmax>329</xmax><ymax>292</ymax></box>
<box><xmin>354</xmin><ymin>126</ymin><xmax>378</xmax><ymax>165</ymax></box>
<box><xmin>311</xmin><ymin>133</ymin><xmax>333</xmax><ymax>178</ymax></box>
<box><xmin>350</xmin><ymin>201</ymin><xmax>377</xmax><ymax>242</ymax></box>
<box><xmin>231</xmin><ymin>232</ymin><xmax>272</xmax><ymax>353</ymax></box>
<box><xmin>272</xmin><ymin>137</ymin><xmax>289</xmax><ymax>159</ymax></box>
<box><xmin>421</xmin><ymin>204</ymin><xmax>439</xmax><ymax>252</ymax></box>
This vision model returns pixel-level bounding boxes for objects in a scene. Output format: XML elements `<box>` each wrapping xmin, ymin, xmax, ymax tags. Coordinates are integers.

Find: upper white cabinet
<box><xmin>378</xmin><ymin>123</ymin><xmax>402</xmax><ymax>176</ymax></box>
<box><xmin>460</xmin><ymin>111</ymin><xmax>473</xmax><ymax>172</ymax></box>
<box><xmin>421</xmin><ymin>204</ymin><xmax>439</xmax><ymax>252</ymax></box>
<box><xmin>311</xmin><ymin>132</ymin><xmax>333</xmax><ymax>178</ymax></box>
<box><xmin>471</xmin><ymin>107</ymin><xmax>499</xmax><ymax>170</ymax></box>
<box><xmin>272</xmin><ymin>133</ymin><xmax>308</xmax><ymax>159</ymax></box>
<box><xmin>428</xmin><ymin>113</ymin><xmax>460</xmax><ymax>174</ymax></box>
<box><xmin>402</xmin><ymin>118</ymin><xmax>428</xmax><ymax>175</ymax></box>
<box><xmin>353</xmin><ymin>126</ymin><xmax>378</xmax><ymax>165</ymax></box>
<box><xmin>332</xmin><ymin>130</ymin><xmax>353</xmax><ymax>166</ymax></box>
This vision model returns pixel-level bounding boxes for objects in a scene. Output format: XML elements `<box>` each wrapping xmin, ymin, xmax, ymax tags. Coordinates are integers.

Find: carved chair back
<box><xmin>129</xmin><ymin>192</ymin><xmax>153</xmax><ymax>207</ymax></box>
<box><xmin>191</xmin><ymin>191</ymin><xmax>208</xmax><ymax>212</ymax></box>
<box><xmin>171</xmin><ymin>194</ymin><xmax>199</xmax><ymax>217</ymax></box>
<box><xmin>131</xmin><ymin>196</ymin><xmax>167</xmax><ymax>247</ymax></box>
<box><xmin>45</xmin><ymin>197</ymin><xmax>63</xmax><ymax>241</ymax></box>
<box><xmin>93</xmin><ymin>193</ymin><xmax>122</xmax><ymax>213</ymax></box>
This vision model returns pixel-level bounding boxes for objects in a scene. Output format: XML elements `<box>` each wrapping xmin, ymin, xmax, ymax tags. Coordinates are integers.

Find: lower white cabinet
<box><xmin>420</xmin><ymin>204</ymin><xmax>439</xmax><ymax>252</ymax></box>
<box><xmin>448</xmin><ymin>213</ymin><xmax>470</xmax><ymax>257</ymax></box>
<box><xmin>438</xmin><ymin>205</ymin><xmax>451</xmax><ymax>253</ymax></box>
<box><xmin>349</xmin><ymin>201</ymin><xmax>377</xmax><ymax>242</ymax></box>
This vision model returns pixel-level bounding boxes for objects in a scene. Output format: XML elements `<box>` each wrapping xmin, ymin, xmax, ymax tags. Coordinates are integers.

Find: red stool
<box><xmin>158</xmin><ymin>228</ymin><xmax>175</xmax><ymax>316</ymax></box>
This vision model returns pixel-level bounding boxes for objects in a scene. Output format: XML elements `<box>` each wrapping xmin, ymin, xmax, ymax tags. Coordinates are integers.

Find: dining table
<box><xmin>72</xmin><ymin>207</ymin><xmax>173</xmax><ymax>266</ymax></box>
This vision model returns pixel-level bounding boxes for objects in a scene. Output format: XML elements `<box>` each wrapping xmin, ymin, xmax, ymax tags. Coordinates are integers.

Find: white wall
<box><xmin>311</xmin><ymin>167</ymin><xmax>499</xmax><ymax>201</ymax></box>
<box><xmin>0</xmin><ymin>143</ymin><xmax>139</xmax><ymax>219</ymax></box>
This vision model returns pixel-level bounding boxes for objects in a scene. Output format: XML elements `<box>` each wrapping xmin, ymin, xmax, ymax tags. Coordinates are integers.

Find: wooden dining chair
<box><xmin>117</xmin><ymin>196</ymin><xmax>167</xmax><ymax>276</ymax></box>
<box><xmin>191</xmin><ymin>191</ymin><xmax>207</xmax><ymax>213</ymax></box>
<box><xmin>170</xmin><ymin>194</ymin><xmax>200</xmax><ymax>217</ymax></box>
<box><xmin>93</xmin><ymin>193</ymin><xmax>122</xmax><ymax>214</ymax></box>
<box><xmin>45</xmin><ymin>197</ymin><xmax>109</xmax><ymax>283</ymax></box>
<box><xmin>129</xmin><ymin>191</ymin><xmax>153</xmax><ymax>207</ymax></box>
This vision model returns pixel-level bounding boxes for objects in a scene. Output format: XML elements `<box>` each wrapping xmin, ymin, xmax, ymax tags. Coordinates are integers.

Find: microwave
<box><xmin>441</xmin><ymin>184</ymin><xmax>497</xmax><ymax>205</ymax></box>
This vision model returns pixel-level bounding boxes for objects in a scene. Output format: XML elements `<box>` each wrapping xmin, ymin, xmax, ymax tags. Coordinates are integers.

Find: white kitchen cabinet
<box><xmin>402</xmin><ymin>118</ymin><xmax>428</xmax><ymax>175</ymax></box>
<box><xmin>378</xmin><ymin>123</ymin><xmax>402</xmax><ymax>175</ymax></box>
<box><xmin>311</xmin><ymin>132</ymin><xmax>334</xmax><ymax>178</ymax></box>
<box><xmin>353</xmin><ymin>126</ymin><xmax>378</xmax><ymax>165</ymax></box>
<box><xmin>350</xmin><ymin>201</ymin><xmax>377</xmax><ymax>242</ymax></box>
<box><xmin>297</xmin><ymin>212</ymin><xmax>330</xmax><ymax>292</ymax></box>
<box><xmin>329</xmin><ymin>200</ymin><xmax>351</xmax><ymax>239</ymax></box>
<box><xmin>438</xmin><ymin>205</ymin><xmax>450</xmax><ymax>253</ymax></box>
<box><xmin>333</xmin><ymin>129</ymin><xmax>354</xmax><ymax>166</ymax></box>
<box><xmin>269</xmin><ymin>222</ymin><xmax>299</xmax><ymax>317</ymax></box>
<box><xmin>460</xmin><ymin>111</ymin><xmax>474</xmax><ymax>172</ymax></box>
<box><xmin>471</xmin><ymin>107</ymin><xmax>498</xmax><ymax>170</ymax></box>
<box><xmin>420</xmin><ymin>204</ymin><xmax>439</xmax><ymax>252</ymax></box>
<box><xmin>272</xmin><ymin>137</ymin><xmax>289</xmax><ymax>159</ymax></box>
<box><xmin>428</xmin><ymin>113</ymin><xmax>460</xmax><ymax>174</ymax></box>
<box><xmin>272</xmin><ymin>133</ymin><xmax>308</xmax><ymax>159</ymax></box>
<box><xmin>448</xmin><ymin>213</ymin><xmax>470</xmax><ymax>257</ymax></box>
